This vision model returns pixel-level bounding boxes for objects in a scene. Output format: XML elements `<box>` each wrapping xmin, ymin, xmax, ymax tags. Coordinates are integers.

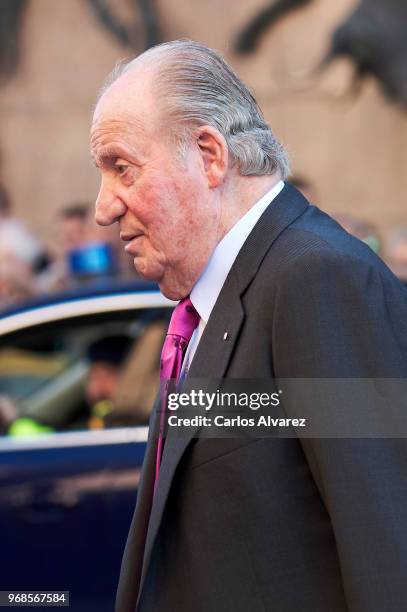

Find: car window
<box><xmin>0</xmin><ymin>308</ymin><xmax>168</xmax><ymax>437</ymax></box>
<box><xmin>0</xmin><ymin>347</ymin><xmax>69</xmax><ymax>400</ymax></box>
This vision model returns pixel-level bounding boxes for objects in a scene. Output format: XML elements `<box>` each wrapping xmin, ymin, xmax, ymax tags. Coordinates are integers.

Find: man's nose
<box><xmin>95</xmin><ymin>179</ymin><xmax>126</xmax><ymax>226</ymax></box>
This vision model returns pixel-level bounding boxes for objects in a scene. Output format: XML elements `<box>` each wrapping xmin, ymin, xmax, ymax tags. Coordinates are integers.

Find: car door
<box><xmin>0</xmin><ymin>429</ymin><xmax>147</xmax><ymax>612</ymax></box>
<box><xmin>0</xmin><ymin>296</ymin><xmax>169</xmax><ymax>611</ymax></box>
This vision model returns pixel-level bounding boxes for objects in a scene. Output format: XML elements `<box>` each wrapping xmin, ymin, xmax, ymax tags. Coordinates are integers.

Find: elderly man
<box><xmin>91</xmin><ymin>40</ymin><xmax>407</xmax><ymax>612</ymax></box>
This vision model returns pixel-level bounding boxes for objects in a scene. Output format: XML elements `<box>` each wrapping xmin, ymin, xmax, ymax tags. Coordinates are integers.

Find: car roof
<box><xmin>0</xmin><ymin>279</ymin><xmax>174</xmax><ymax>336</ymax></box>
<box><xmin>1</xmin><ymin>279</ymin><xmax>160</xmax><ymax>317</ymax></box>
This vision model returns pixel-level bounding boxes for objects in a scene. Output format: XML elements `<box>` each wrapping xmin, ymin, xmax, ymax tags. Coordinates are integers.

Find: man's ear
<box><xmin>196</xmin><ymin>126</ymin><xmax>229</xmax><ymax>188</ymax></box>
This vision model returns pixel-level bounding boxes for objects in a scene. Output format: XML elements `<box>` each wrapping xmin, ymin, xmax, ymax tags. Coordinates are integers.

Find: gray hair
<box><xmin>112</xmin><ymin>40</ymin><xmax>290</xmax><ymax>178</ymax></box>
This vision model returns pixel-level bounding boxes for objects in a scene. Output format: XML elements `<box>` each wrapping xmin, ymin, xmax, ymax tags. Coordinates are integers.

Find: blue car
<box><xmin>0</xmin><ymin>281</ymin><xmax>173</xmax><ymax>611</ymax></box>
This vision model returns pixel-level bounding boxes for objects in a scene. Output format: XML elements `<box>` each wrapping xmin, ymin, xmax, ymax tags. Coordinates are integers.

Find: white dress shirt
<box><xmin>181</xmin><ymin>180</ymin><xmax>284</xmax><ymax>375</ymax></box>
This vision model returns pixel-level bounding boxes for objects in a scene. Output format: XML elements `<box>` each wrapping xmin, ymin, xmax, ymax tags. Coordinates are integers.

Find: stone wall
<box><xmin>0</xmin><ymin>0</ymin><xmax>406</xmax><ymax>251</ymax></box>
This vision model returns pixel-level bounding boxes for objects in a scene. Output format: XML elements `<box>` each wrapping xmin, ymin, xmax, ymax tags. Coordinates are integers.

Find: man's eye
<box><xmin>115</xmin><ymin>163</ymin><xmax>129</xmax><ymax>176</ymax></box>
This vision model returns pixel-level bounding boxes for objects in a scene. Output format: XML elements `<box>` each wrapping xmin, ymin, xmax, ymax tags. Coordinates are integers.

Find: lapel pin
<box><xmin>223</xmin><ymin>332</ymin><xmax>229</xmax><ymax>341</ymax></box>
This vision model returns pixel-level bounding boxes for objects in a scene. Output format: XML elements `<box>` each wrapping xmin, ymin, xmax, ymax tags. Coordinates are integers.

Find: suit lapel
<box><xmin>137</xmin><ymin>183</ymin><xmax>309</xmax><ymax>601</ymax></box>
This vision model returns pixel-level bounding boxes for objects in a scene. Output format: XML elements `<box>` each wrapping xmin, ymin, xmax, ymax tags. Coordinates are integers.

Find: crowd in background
<box><xmin>0</xmin><ymin>184</ymin><xmax>138</xmax><ymax>309</ymax></box>
<box><xmin>0</xmin><ymin>178</ymin><xmax>406</xmax><ymax>310</ymax></box>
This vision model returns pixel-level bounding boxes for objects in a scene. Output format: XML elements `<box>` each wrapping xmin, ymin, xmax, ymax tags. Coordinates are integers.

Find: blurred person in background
<box><xmin>38</xmin><ymin>203</ymin><xmax>123</xmax><ymax>291</ymax></box>
<box><xmin>0</xmin><ymin>248</ymin><xmax>36</xmax><ymax>307</ymax></box>
<box><xmin>0</xmin><ymin>394</ymin><xmax>20</xmax><ymax>435</ymax></box>
<box><xmin>85</xmin><ymin>334</ymin><xmax>134</xmax><ymax>429</ymax></box>
<box><xmin>59</xmin><ymin>203</ymin><xmax>91</xmax><ymax>253</ymax></box>
<box><xmin>0</xmin><ymin>184</ymin><xmax>45</xmax><ymax>272</ymax></box>
<box><xmin>386</xmin><ymin>227</ymin><xmax>407</xmax><ymax>282</ymax></box>
<box><xmin>0</xmin><ymin>186</ymin><xmax>37</xmax><ymax>307</ymax></box>
<box><xmin>0</xmin><ymin>184</ymin><xmax>48</xmax><ymax>307</ymax></box>
<box><xmin>3</xmin><ymin>333</ymin><xmax>134</xmax><ymax>436</ymax></box>
<box><xmin>37</xmin><ymin>204</ymin><xmax>92</xmax><ymax>291</ymax></box>
<box><xmin>90</xmin><ymin>208</ymin><xmax>140</xmax><ymax>280</ymax></box>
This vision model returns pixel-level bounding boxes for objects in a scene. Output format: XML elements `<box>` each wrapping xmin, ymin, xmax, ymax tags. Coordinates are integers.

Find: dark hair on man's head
<box><xmin>0</xmin><ymin>184</ymin><xmax>11</xmax><ymax>215</ymax></box>
<box><xmin>59</xmin><ymin>203</ymin><xmax>90</xmax><ymax>221</ymax></box>
<box><xmin>87</xmin><ymin>335</ymin><xmax>133</xmax><ymax>366</ymax></box>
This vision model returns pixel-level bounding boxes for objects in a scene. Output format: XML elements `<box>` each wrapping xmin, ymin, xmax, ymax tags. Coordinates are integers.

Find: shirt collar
<box><xmin>190</xmin><ymin>180</ymin><xmax>285</xmax><ymax>324</ymax></box>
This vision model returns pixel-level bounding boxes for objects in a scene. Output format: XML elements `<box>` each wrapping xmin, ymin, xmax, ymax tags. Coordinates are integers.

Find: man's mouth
<box><xmin>120</xmin><ymin>232</ymin><xmax>144</xmax><ymax>254</ymax></box>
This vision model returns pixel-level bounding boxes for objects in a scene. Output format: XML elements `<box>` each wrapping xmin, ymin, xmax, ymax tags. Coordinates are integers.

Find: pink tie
<box><xmin>155</xmin><ymin>297</ymin><xmax>200</xmax><ymax>488</ymax></box>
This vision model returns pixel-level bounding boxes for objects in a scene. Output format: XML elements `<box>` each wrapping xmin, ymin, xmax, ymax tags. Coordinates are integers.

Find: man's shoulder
<box><xmin>251</xmin><ymin>203</ymin><xmax>407</xmax><ymax>304</ymax></box>
<box><xmin>264</xmin><ymin>204</ymin><xmax>385</xmax><ymax>275</ymax></box>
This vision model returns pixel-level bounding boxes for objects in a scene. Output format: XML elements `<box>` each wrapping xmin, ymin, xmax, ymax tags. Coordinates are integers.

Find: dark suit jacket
<box><xmin>116</xmin><ymin>183</ymin><xmax>407</xmax><ymax>612</ymax></box>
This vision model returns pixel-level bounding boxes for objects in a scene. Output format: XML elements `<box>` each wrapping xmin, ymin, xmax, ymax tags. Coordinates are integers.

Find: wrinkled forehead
<box><xmin>91</xmin><ymin>69</ymin><xmax>159</xmax><ymax>150</ymax></box>
<box><xmin>90</xmin><ymin>112</ymin><xmax>145</xmax><ymax>157</ymax></box>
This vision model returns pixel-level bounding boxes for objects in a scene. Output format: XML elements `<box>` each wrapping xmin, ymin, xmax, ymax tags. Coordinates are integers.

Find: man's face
<box><xmin>60</xmin><ymin>216</ymin><xmax>88</xmax><ymax>253</ymax></box>
<box><xmin>90</xmin><ymin>70</ymin><xmax>220</xmax><ymax>299</ymax></box>
<box><xmin>86</xmin><ymin>363</ymin><xmax>120</xmax><ymax>405</ymax></box>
